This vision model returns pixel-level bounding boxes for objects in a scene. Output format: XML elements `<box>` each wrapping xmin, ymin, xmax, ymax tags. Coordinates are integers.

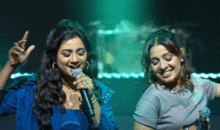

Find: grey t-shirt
<box><xmin>133</xmin><ymin>76</ymin><xmax>217</xmax><ymax>130</ymax></box>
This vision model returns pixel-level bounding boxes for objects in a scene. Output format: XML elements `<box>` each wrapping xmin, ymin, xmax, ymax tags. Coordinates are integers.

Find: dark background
<box><xmin>1</xmin><ymin>0</ymin><xmax>220</xmax><ymax>73</ymax></box>
<box><xmin>1</xmin><ymin>0</ymin><xmax>220</xmax><ymax>129</ymax></box>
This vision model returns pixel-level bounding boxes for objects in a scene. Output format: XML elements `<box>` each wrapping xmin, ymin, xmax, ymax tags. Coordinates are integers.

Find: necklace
<box><xmin>160</xmin><ymin>85</ymin><xmax>189</xmax><ymax>96</ymax></box>
<box><xmin>63</xmin><ymin>86</ymin><xmax>76</xmax><ymax>98</ymax></box>
<box><xmin>63</xmin><ymin>86</ymin><xmax>82</xmax><ymax>109</ymax></box>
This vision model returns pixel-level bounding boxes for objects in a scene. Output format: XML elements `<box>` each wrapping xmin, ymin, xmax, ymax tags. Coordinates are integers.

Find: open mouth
<box><xmin>161</xmin><ymin>70</ymin><xmax>172</xmax><ymax>77</ymax></box>
<box><xmin>69</xmin><ymin>66</ymin><xmax>80</xmax><ymax>72</ymax></box>
<box><xmin>69</xmin><ymin>65</ymin><xmax>80</xmax><ymax>69</ymax></box>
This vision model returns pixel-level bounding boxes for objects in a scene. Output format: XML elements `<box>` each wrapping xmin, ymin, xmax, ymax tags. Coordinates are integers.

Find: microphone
<box><xmin>72</xmin><ymin>68</ymin><xmax>95</xmax><ymax>117</ymax></box>
<box><xmin>198</xmin><ymin>107</ymin><xmax>211</xmax><ymax>130</ymax></box>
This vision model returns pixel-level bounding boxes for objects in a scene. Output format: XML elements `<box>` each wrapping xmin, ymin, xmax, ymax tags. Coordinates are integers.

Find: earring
<box><xmin>52</xmin><ymin>62</ymin><xmax>58</xmax><ymax>71</ymax></box>
<box><xmin>181</xmin><ymin>59</ymin><xmax>184</xmax><ymax>62</ymax></box>
<box><xmin>86</xmin><ymin>61</ymin><xmax>90</xmax><ymax>70</ymax></box>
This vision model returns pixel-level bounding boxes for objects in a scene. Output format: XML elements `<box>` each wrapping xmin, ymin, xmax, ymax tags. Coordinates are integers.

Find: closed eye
<box><xmin>164</xmin><ymin>54</ymin><xmax>173</xmax><ymax>61</ymax></box>
<box><xmin>61</xmin><ymin>49</ymin><xmax>72</xmax><ymax>57</ymax></box>
<box><xmin>165</xmin><ymin>57</ymin><xmax>172</xmax><ymax>61</ymax></box>
<box><xmin>151</xmin><ymin>60</ymin><xmax>159</xmax><ymax>65</ymax></box>
<box><xmin>63</xmin><ymin>53</ymin><xmax>71</xmax><ymax>57</ymax></box>
<box><xmin>78</xmin><ymin>52</ymin><xmax>85</xmax><ymax>56</ymax></box>
<box><xmin>77</xmin><ymin>48</ymin><xmax>86</xmax><ymax>56</ymax></box>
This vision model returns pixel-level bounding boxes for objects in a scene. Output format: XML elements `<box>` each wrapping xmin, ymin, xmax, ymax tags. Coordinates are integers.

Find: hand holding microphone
<box><xmin>198</xmin><ymin>107</ymin><xmax>211</xmax><ymax>130</ymax></box>
<box><xmin>72</xmin><ymin>68</ymin><xmax>95</xmax><ymax>117</ymax></box>
<box><xmin>182</xmin><ymin>107</ymin><xmax>211</xmax><ymax>130</ymax></box>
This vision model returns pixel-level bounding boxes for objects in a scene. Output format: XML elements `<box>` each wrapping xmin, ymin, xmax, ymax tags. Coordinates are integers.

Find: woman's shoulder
<box><xmin>143</xmin><ymin>83</ymin><xmax>162</xmax><ymax>96</ymax></box>
<box><xmin>190</xmin><ymin>74</ymin><xmax>204</xmax><ymax>85</ymax></box>
<box><xmin>190</xmin><ymin>74</ymin><xmax>217</xmax><ymax>100</ymax></box>
<box><xmin>138</xmin><ymin>83</ymin><xmax>164</xmax><ymax>105</ymax></box>
<box><xmin>190</xmin><ymin>74</ymin><xmax>217</xmax><ymax>88</ymax></box>
<box><xmin>10</xmin><ymin>75</ymin><xmax>37</xmax><ymax>97</ymax></box>
<box><xmin>0</xmin><ymin>75</ymin><xmax>36</xmax><ymax>109</ymax></box>
<box><xmin>95</xmin><ymin>80</ymin><xmax>115</xmax><ymax>104</ymax></box>
<box><xmin>135</xmin><ymin>84</ymin><xmax>161</xmax><ymax>116</ymax></box>
<box><xmin>96</xmin><ymin>80</ymin><xmax>115</xmax><ymax>94</ymax></box>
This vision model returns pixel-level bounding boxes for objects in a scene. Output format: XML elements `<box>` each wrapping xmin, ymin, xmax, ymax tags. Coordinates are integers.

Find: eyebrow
<box><xmin>150</xmin><ymin>57</ymin><xmax>158</xmax><ymax>61</ymax></box>
<box><xmin>150</xmin><ymin>53</ymin><xmax>172</xmax><ymax>60</ymax></box>
<box><xmin>77</xmin><ymin>48</ymin><xmax>86</xmax><ymax>51</ymax></box>
<box><xmin>61</xmin><ymin>48</ymin><xmax>86</xmax><ymax>52</ymax></box>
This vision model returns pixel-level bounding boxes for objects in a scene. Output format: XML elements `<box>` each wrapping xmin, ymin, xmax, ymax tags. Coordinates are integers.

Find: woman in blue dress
<box><xmin>0</xmin><ymin>19</ymin><xmax>119</xmax><ymax>130</ymax></box>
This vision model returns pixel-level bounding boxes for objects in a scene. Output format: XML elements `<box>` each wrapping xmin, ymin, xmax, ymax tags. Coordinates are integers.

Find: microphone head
<box><xmin>199</xmin><ymin>107</ymin><xmax>211</xmax><ymax>117</ymax></box>
<box><xmin>72</xmin><ymin>68</ymin><xmax>83</xmax><ymax>78</ymax></box>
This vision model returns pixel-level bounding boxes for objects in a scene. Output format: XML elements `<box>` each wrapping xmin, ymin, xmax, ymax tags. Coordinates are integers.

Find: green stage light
<box><xmin>10</xmin><ymin>72</ymin><xmax>220</xmax><ymax>79</ymax></box>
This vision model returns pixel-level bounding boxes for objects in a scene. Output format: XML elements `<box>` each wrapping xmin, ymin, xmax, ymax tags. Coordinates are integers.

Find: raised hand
<box><xmin>8</xmin><ymin>31</ymin><xmax>35</xmax><ymax>68</ymax></box>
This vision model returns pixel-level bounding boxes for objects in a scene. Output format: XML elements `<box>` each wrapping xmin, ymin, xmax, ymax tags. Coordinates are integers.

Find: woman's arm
<box><xmin>134</xmin><ymin>121</ymin><xmax>198</xmax><ymax>130</ymax></box>
<box><xmin>74</xmin><ymin>77</ymin><xmax>119</xmax><ymax>129</ymax></box>
<box><xmin>0</xmin><ymin>62</ymin><xmax>16</xmax><ymax>90</ymax></box>
<box><xmin>133</xmin><ymin>121</ymin><xmax>154</xmax><ymax>130</ymax></box>
<box><xmin>97</xmin><ymin>98</ymin><xmax>120</xmax><ymax>130</ymax></box>
<box><xmin>92</xmin><ymin>100</ymin><xmax>101</xmax><ymax>127</ymax></box>
<box><xmin>0</xmin><ymin>31</ymin><xmax>35</xmax><ymax>90</ymax></box>
<box><xmin>95</xmin><ymin>81</ymin><xmax>119</xmax><ymax>130</ymax></box>
<box><xmin>215</xmin><ymin>84</ymin><xmax>220</xmax><ymax>97</ymax></box>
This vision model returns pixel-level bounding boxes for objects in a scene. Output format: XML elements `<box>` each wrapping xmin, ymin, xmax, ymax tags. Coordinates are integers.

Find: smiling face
<box><xmin>149</xmin><ymin>45</ymin><xmax>182</xmax><ymax>84</ymax></box>
<box><xmin>56</xmin><ymin>36</ymin><xmax>87</xmax><ymax>79</ymax></box>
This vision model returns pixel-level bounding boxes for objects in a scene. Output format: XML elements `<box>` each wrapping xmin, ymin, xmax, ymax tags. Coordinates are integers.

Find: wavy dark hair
<box><xmin>141</xmin><ymin>29</ymin><xmax>194</xmax><ymax>91</ymax></box>
<box><xmin>33</xmin><ymin>19</ymin><xmax>102</xmax><ymax>130</ymax></box>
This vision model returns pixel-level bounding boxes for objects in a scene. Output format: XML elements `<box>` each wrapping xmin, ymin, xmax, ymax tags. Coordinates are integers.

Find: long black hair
<box><xmin>33</xmin><ymin>19</ymin><xmax>102</xmax><ymax>130</ymax></box>
<box><xmin>141</xmin><ymin>29</ymin><xmax>194</xmax><ymax>91</ymax></box>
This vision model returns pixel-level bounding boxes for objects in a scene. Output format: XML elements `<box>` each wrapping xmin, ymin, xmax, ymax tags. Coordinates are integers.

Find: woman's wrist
<box><xmin>89</xmin><ymin>90</ymin><xmax>98</xmax><ymax>104</ymax></box>
<box><xmin>92</xmin><ymin>98</ymin><xmax>101</xmax><ymax>127</ymax></box>
<box><xmin>91</xmin><ymin>94</ymin><xmax>98</xmax><ymax>104</ymax></box>
<box><xmin>5</xmin><ymin>61</ymin><xmax>17</xmax><ymax>73</ymax></box>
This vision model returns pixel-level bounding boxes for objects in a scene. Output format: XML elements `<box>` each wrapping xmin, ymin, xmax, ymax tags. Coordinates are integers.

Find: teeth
<box><xmin>163</xmin><ymin>71</ymin><xmax>171</xmax><ymax>75</ymax></box>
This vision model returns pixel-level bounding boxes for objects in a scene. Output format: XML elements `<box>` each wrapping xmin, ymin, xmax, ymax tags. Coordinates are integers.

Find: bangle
<box><xmin>91</xmin><ymin>94</ymin><xmax>97</xmax><ymax>104</ymax></box>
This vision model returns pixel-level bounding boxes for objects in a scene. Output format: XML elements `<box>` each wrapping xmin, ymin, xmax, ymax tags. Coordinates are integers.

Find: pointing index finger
<box><xmin>22</xmin><ymin>31</ymin><xmax>29</xmax><ymax>41</ymax></box>
<box><xmin>19</xmin><ymin>31</ymin><xmax>29</xmax><ymax>50</ymax></box>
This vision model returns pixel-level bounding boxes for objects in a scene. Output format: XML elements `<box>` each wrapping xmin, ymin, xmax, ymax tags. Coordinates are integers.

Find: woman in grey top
<box><xmin>133</xmin><ymin>29</ymin><xmax>220</xmax><ymax>130</ymax></box>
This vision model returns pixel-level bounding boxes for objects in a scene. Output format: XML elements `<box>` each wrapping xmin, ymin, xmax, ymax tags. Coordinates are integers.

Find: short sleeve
<box><xmin>192</xmin><ymin>76</ymin><xmax>217</xmax><ymax>100</ymax></box>
<box><xmin>133</xmin><ymin>89</ymin><xmax>160</xmax><ymax>129</ymax></box>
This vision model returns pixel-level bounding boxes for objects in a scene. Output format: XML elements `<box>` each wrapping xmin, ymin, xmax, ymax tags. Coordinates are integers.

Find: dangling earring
<box><xmin>52</xmin><ymin>62</ymin><xmax>59</xmax><ymax>71</ymax></box>
<box><xmin>181</xmin><ymin>59</ymin><xmax>185</xmax><ymax>68</ymax></box>
<box><xmin>86</xmin><ymin>61</ymin><xmax>90</xmax><ymax>70</ymax></box>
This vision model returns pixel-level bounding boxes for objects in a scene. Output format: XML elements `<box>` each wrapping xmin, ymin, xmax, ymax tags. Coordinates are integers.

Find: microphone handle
<box><xmin>80</xmin><ymin>89</ymin><xmax>95</xmax><ymax>117</ymax></box>
<box><xmin>198</xmin><ymin>116</ymin><xmax>209</xmax><ymax>130</ymax></box>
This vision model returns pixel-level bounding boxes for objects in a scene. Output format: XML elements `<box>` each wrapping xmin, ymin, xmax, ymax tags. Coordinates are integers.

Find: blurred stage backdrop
<box><xmin>1</xmin><ymin>0</ymin><xmax>220</xmax><ymax>130</ymax></box>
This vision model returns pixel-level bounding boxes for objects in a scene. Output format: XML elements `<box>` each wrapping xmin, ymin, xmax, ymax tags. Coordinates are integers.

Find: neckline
<box><xmin>65</xmin><ymin>109</ymin><xmax>82</xmax><ymax>111</ymax></box>
<box><xmin>159</xmin><ymin>84</ymin><xmax>189</xmax><ymax>96</ymax></box>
